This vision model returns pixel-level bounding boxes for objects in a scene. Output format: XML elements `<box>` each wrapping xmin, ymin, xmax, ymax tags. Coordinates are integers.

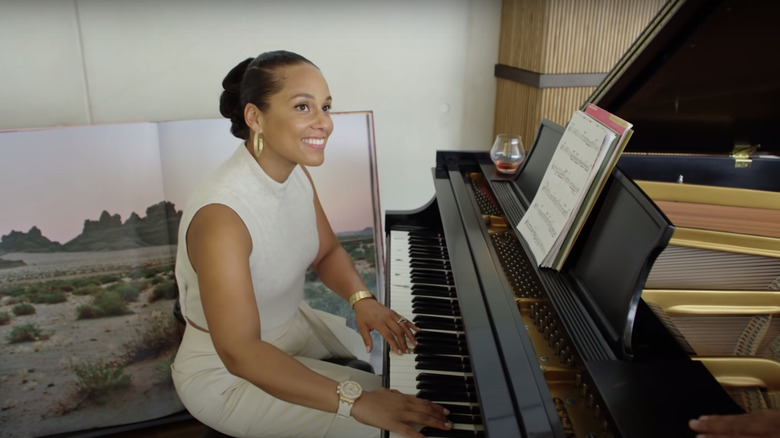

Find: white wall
<box><xmin>0</xmin><ymin>0</ymin><xmax>501</xmax><ymax>222</ymax></box>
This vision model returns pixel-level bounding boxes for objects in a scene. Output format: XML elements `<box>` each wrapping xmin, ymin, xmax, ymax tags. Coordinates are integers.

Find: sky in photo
<box><xmin>0</xmin><ymin>112</ymin><xmax>377</xmax><ymax>244</ymax></box>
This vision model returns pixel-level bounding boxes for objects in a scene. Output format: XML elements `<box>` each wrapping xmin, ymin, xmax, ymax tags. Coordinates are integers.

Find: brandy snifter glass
<box><xmin>490</xmin><ymin>134</ymin><xmax>524</xmax><ymax>174</ymax></box>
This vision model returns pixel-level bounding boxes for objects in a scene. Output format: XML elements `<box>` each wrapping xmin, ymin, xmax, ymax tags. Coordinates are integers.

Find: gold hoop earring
<box><xmin>253</xmin><ymin>131</ymin><xmax>263</xmax><ymax>157</ymax></box>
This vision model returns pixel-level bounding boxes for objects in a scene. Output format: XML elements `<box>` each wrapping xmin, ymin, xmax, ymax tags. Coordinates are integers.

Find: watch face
<box><xmin>340</xmin><ymin>381</ymin><xmax>362</xmax><ymax>399</ymax></box>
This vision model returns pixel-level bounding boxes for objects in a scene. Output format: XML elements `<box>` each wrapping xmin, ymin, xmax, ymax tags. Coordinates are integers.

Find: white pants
<box><xmin>171</xmin><ymin>304</ymin><xmax>381</xmax><ymax>438</ymax></box>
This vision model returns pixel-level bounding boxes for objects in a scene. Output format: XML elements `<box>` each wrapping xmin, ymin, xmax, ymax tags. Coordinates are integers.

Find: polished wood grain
<box><xmin>655</xmin><ymin>200</ymin><xmax>780</xmax><ymax>239</ymax></box>
<box><xmin>494</xmin><ymin>0</ymin><xmax>666</xmax><ymax>146</ymax></box>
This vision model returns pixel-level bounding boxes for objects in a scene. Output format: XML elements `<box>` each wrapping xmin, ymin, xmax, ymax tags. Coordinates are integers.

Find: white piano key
<box><xmin>386</xmin><ymin>230</ymin><xmax>482</xmax><ymax>438</ymax></box>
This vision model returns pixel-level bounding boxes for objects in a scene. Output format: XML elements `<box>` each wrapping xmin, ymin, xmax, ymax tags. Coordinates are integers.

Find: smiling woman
<box><xmin>171</xmin><ymin>50</ymin><xmax>453</xmax><ymax>438</ymax></box>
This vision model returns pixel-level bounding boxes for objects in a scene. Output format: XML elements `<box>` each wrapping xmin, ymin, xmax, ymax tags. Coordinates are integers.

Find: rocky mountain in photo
<box><xmin>0</xmin><ymin>201</ymin><xmax>182</xmax><ymax>254</ymax></box>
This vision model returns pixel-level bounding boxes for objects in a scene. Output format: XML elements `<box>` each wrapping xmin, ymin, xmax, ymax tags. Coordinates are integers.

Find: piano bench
<box><xmin>201</xmin><ymin>426</ymin><xmax>233</xmax><ymax>438</ymax></box>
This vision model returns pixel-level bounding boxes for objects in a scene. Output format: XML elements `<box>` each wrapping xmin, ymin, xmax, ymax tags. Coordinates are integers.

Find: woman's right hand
<box><xmin>689</xmin><ymin>409</ymin><xmax>780</xmax><ymax>437</ymax></box>
<box><xmin>351</xmin><ymin>387</ymin><xmax>452</xmax><ymax>438</ymax></box>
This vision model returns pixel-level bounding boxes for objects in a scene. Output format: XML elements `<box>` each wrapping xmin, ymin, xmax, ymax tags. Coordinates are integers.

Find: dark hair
<box><xmin>219</xmin><ymin>50</ymin><xmax>317</xmax><ymax>139</ymax></box>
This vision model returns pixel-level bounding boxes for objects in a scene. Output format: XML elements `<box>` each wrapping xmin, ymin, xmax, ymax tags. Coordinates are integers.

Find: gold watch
<box><xmin>336</xmin><ymin>380</ymin><xmax>363</xmax><ymax>418</ymax></box>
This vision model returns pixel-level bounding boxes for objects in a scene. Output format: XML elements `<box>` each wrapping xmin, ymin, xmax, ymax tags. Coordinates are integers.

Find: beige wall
<box><xmin>0</xmin><ymin>0</ymin><xmax>502</xmax><ymax>221</ymax></box>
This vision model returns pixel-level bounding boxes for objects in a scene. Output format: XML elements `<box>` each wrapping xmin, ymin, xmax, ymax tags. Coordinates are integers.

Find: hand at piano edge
<box><xmin>689</xmin><ymin>409</ymin><xmax>780</xmax><ymax>438</ymax></box>
<box><xmin>351</xmin><ymin>296</ymin><xmax>455</xmax><ymax>437</ymax></box>
<box><xmin>353</xmin><ymin>297</ymin><xmax>420</xmax><ymax>355</ymax></box>
<box><xmin>352</xmin><ymin>387</ymin><xmax>453</xmax><ymax>438</ymax></box>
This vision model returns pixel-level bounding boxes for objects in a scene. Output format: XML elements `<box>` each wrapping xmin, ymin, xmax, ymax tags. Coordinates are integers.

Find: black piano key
<box><xmin>413</xmin><ymin>294</ymin><xmax>459</xmax><ymax>303</ymax></box>
<box><xmin>414</xmin><ymin>314</ymin><xmax>462</xmax><ymax>324</ymax></box>
<box><xmin>417</xmin><ymin>380</ymin><xmax>476</xmax><ymax>395</ymax></box>
<box><xmin>408</xmin><ymin>230</ymin><xmax>445</xmax><ymax>239</ymax></box>
<box><xmin>412</xmin><ymin>297</ymin><xmax>459</xmax><ymax>307</ymax></box>
<box><xmin>416</xmin><ymin>379</ymin><xmax>477</xmax><ymax>399</ymax></box>
<box><xmin>408</xmin><ymin>253</ymin><xmax>448</xmax><ymax>263</ymax></box>
<box><xmin>415</xmin><ymin>331</ymin><xmax>466</xmax><ymax>344</ymax></box>
<box><xmin>411</xmin><ymin>272</ymin><xmax>452</xmax><ymax>285</ymax></box>
<box><xmin>417</xmin><ymin>373</ymin><xmax>474</xmax><ymax>385</ymax></box>
<box><xmin>408</xmin><ymin>236</ymin><xmax>446</xmax><ymax>246</ymax></box>
<box><xmin>409</xmin><ymin>267</ymin><xmax>451</xmax><ymax>277</ymax></box>
<box><xmin>408</xmin><ymin>253</ymin><xmax>448</xmax><ymax>262</ymax></box>
<box><xmin>410</xmin><ymin>257</ymin><xmax>449</xmax><ymax>267</ymax></box>
<box><xmin>419</xmin><ymin>427</ymin><xmax>485</xmax><ymax>438</ymax></box>
<box><xmin>412</xmin><ymin>303</ymin><xmax>460</xmax><ymax>317</ymax></box>
<box><xmin>415</xmin><ymin>340</ymin><xmax>469</xmax><ymax>353</ymax></box>
<box><xmin>417</xmin><ymin>389</ymin><xmax>478</xmax><ymax>403</ymax></box>
<box><xmin>414</xmin><ymin>320</ymin><xmax>463</xmax><ymax>332</ymax></box>
<box><xmin>446</xmin><ymin>414</ymin><xmax>483</xmax><ymax>425</ymax></box>
<box><xmin>415</xmin><ymin>361</ymin><xmax>470</xmax><ymax>373</ymax></box>
<box><xmin>411</xmin><ymin>286</ymin><xmax>457</xmax><ymax>298</ymax></box>
<box><xmin>409</xmin><ymin>268</ymin><xmax>451</xmax><ymax>278</ymax></box>
<box><xmin>408</xmin><ymin>235</ymin><xmax>445</xmax><ymax>243</ymax></box>
<box><xmin>408</xmin><ymin>233</ymin><xmax>446</xmax><ymax>243</ymax></box>
<box><xmin>415</xmin><ymin>353</ymin><xmax>469</xmax><ymax>364</ymax></box>
<box><xmin>408</xmin><ymin>231</ymin><xmax>444</xmax><ymax>240</ymax></box>
<box><xmin>414</xmin><ymin>343</ymin><xmax>468</xmax><ymax>356</ymax></box>
<box><xmin>415</xmin><ymin>336</ymin><xmax>466</xmax><ymax>347</ymax></box>
<box><xmin>438</xmin><ymin>403</ymin><xmax>482</xmax><ymax>416</ymax></box>
<box><xmin>412</xmin><ymin>297</ymin><xmax>459</xmax><ymax>308</ymax></box>
<box><xmin>416</xmin><ymin>358</ymin><xmax>471</xmax><ymax>373</ymax></box>
<box><xmin>412</xmin><ymin>279</ymin><xmax>450</xmax><ymax>290</ymax></box>
<box><xmin>409</xmin><ymin>246</ymin><xmax>447</xmax><ymax>257</ymax></box>
<box><xmin>413</xmin><ymin>315</ymin><xmax>463</xmax><ymax>331</ymax></box>
<box><xmin>409</xmin><ymin>259</ymin><xmax>451</xmax><ymax>269</ymax></box>
<box><xmin>415</xmin><ymin>342</ymin><xmax>469</xmax><ymax>355</ymax></box>
<box><xmin>412</xmin><ymin>297</ymin><xmax>460</xmax><ymax>308</ymax></box>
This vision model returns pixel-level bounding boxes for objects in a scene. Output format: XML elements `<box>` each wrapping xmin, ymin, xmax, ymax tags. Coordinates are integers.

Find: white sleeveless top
<box><xmin>175</xmin><ymin>144</ymin><xmax>319</xmax><ymax>334</ymax></box>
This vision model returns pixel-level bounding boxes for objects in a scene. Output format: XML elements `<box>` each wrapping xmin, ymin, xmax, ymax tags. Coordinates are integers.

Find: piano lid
<box><xmin>586</xmin><ymin>0</ymin><xmax>780</xmax><ymax>156</ymax></box>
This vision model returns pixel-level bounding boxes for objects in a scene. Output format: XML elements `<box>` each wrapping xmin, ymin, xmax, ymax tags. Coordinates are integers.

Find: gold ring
<box><xmin>397</xmin><ymin>317</ymin><xmax>408</xmax><ymax>325</ymax></box>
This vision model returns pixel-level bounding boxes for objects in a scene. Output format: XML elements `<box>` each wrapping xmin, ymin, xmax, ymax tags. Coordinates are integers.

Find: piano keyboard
<box><xmin>386</xmin><ymin>229</ymin><xmax>486</xmax><ymax>438</ymax></box>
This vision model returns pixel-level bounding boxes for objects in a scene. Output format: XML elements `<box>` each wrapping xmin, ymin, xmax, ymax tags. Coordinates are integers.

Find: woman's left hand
<box><xmin>353</xmin><ymin>298</ymin><xmax>419</xmax><ymax>355</ymax></box>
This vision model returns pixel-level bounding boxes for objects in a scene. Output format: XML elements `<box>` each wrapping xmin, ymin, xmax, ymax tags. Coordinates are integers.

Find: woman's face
<box><xmin>254</xmin><ymin>62</ymin><xmax>333</xmax><ymax>179</ymax></box>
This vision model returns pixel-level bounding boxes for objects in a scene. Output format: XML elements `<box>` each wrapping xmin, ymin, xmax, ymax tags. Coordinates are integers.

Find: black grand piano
<box><xmin>382</xmin><ymin>0</ymin><xmax>780</xmax><ymax>436</ymax></box>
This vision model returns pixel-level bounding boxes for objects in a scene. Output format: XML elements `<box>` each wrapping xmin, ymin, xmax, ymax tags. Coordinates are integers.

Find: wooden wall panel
<box><xmin>542</xmin><ymin>0</ymin><xmax>667</xmax><ymax>73</ymax></box>
<box><xmin>494</xmin><ymin>79</ymin><xmax>594</xmax><ymax>148</ymax></box>
<box><xmin>495</xmin><ymin>0</ymin><xmax>667</xmax><ymax>145</ymax></box>
<box><xmin>498</xmin><ymin>0</ymin><xmax>548</xmax><ymax>71</ymax></box>
<box><xmin>538</xmin><ymin>87</ymin><xmax>596</xmax><ymax>126</ymax></box>
<box><xmin>494</xmin><ymin>80</ymin><xmax>536</xmax><ymax>144</ymax></box>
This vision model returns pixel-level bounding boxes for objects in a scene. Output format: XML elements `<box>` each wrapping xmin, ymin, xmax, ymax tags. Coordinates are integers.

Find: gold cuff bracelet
<box><xmin>348</xmin><ymin>290</ymin><xmax>375</xmax><ymax>308</ymax></box>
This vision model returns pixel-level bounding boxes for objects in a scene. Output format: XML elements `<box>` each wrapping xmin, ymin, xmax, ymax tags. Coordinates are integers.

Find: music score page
<box><xmin>517</xmin><ymin>110</ymin><xmax>616</xmax><ymax>268</ymax></box>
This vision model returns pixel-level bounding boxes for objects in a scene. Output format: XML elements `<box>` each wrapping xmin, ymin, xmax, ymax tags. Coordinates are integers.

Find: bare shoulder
<box><xmin>187</xmin><ymin>203</ymin><xmax>251</xmax><ymax>259</ymax></box>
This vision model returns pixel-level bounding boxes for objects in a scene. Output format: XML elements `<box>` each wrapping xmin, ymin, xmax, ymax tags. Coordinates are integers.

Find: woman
<box><xmin>171</xmin><ymin>50</ymin><xmax>452</xmax><ymax>438</ymax></box>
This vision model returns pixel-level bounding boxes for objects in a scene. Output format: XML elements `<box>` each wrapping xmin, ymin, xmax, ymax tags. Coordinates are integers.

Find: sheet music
<box><xmin>517</xmin><ymin>110</ymin><xmax>616</xmax><ymax>267</ymax></box>
<box><xmin>549</xmin><ymin>105</ymin><xmax>633</xmax><ymax>269</ymax></box>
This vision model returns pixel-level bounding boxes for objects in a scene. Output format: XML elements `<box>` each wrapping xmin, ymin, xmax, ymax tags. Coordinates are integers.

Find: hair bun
<box><xmin>222</xmin><ymin>57</ymin><xmax>252</xmax><ymax>91</ymax></box>
<box><xmin>219</xmin><ymin>57</ymin><xmax>253</xmax><ymax>137</ymax></box>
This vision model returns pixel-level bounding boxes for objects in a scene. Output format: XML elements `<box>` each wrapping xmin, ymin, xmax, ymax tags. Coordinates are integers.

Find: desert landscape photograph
<box><xmin>0</xmin><ymin>113</ymin><xmax>382</xmax><ymax>437</ymax></box>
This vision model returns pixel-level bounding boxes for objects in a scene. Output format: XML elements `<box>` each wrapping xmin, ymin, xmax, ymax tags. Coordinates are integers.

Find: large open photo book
<box><xmin>0</xmin><ymin>113</ymin><xmax>383</xmax><ymax>437</ymax></box>
<box><xmin>517</xmin><ymin>104</ymin><xmax>633</xmax><ymax>270</ymax></box>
